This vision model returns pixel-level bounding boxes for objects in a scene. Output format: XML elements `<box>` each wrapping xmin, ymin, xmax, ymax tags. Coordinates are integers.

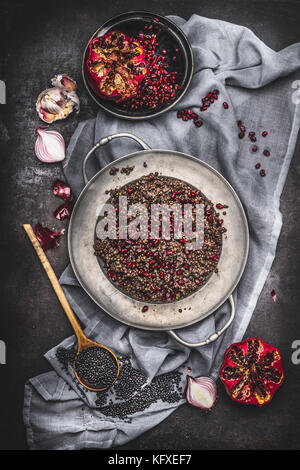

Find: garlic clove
<box><xmin>35</xmin><ymin>127</ymin><xmax>65</xmax><ymax>163</ymax></box>
<box><xmin>51</xmin><ymin>73</ymin><xmax>77</xmax><ymax>92</ymax></box>
<box><xmin>185</xmin><ymin>375</ymin><xmax>217</xmax><ymax>411</ymax></box>
<box><xmin>36</xmin><ymin>74</ymin><xmax>80</xmax><ymax>123</ymax></box>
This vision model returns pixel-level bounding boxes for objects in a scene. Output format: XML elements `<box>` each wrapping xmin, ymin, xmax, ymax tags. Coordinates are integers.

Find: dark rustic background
<box><xmin>1</xmin><ymin>0</ymin><xmax>300</xmax><ymax>450</ymax></box>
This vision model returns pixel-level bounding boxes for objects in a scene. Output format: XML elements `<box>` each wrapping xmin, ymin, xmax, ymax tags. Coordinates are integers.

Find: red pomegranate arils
<box><xmin>216</xmin><ymin>203</ymin><xmax>224</xmax><ymax>209</ymax></box>
<box><xmin>255</xmin><ymin>163</ymin><xmax>261</xmax><ymax>169</ymax></box>
<box><xmin>142</xmin><ymin>305</ymin><xmax>149</xmax><ymax>312</ymax></box>
<box><xmin>260</xmin><ymin>169</ymin><xmax>266</xmax><ymax>177</ymax></box>
<box><xmin>34</xmin><ymin>223</ymin><xmax>64</xmax><ymax>250</ymax></box>
<box><xmin>239</xmin><ymin>132</ymin><xmax>245</xmax><ymax>139</ymax></box>
<box><xmin>250</xmin><ymin>136</ymin><xmax>257</xmax><ymax>142</ymax></box>
<box><xmin>252</xmin><ymin>145</ymin><xmax>258</xmax><ymax>152</ymax></box>
<box><xmin>220</xmin><ymin>337</ymin><xmax>284</xmax><ymax>406</ymax></box>
<box><xmin>54</xmin><ymin>200</ymin><xmax>74</xmax><ymax>221</ymax></box>
<box><xmin>263</xmin><ymin>149</ymin><xmax>270</xmax><ymax>156</ymax></box>
<box><xmin>52</xmin><ymin>180</ymin><xmax>72</xmax><ymax>200</ymax></box>
<box><xmin>248</xmin><ymin>131</ymin><xmax>255</xmax><ymax>137</ymax></box>
<box><xmin>271</xmin><ymin>289</ymin><xmax>277</xmax><ymax>302</ymax></box>
<box><xmin>223</xmin><ymin>102</ymin><xmax>229</xmax><ymax>109</ymax></box>
<box><xmin>262</xmin><ymin>131</ymin><xmax>268</xmax><ymax>137</ymax></box>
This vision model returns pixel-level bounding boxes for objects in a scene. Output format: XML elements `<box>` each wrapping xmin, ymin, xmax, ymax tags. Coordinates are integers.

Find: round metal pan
<box><xmin>68</xmin><ymin>133</ymin><xmax>249</xmax><ymax>347</ymax></box>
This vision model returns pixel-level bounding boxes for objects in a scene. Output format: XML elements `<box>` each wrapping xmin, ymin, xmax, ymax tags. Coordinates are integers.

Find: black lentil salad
<box><xmin>94</xmin><ymin>173</ymin><xmax>227</xmax><ymax>303</ymax></box>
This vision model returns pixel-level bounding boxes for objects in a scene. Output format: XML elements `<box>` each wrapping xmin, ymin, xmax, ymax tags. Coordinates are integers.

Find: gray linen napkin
<box><xmin>24</xmin><ymin>15</ymin><xmax>300</xmax><ymax>450</ymax></box>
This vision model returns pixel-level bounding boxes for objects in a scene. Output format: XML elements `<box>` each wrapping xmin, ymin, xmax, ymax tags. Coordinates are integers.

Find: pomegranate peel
<box><xmin>220</xmin><ymin>337</ymin><xmax>284</xmax><ymax>406</ymax></box>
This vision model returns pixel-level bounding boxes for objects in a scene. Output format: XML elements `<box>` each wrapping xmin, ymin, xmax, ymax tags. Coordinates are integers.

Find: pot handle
<box><xmin>167</xmin><ymin>295</ymin><xmax>235</xmax><ymax>348</ymax></box>
<box><xmin>82</xmin><ymin>132</ymin><xmax>151</xmax><ymax>184</ymax></box>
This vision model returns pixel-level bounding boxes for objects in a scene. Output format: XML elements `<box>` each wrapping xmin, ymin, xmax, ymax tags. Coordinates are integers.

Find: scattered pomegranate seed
<box><xmin>255</xmin><ymin>163</ymin><xmax>261</xmax><ymax>169</ymax></box>
<box><xmin>223</xmin><ymin>102</ymin><xmax>229</xmax><ymax>109</ymax></box>
<box><xmin>262</xmin><ymin>131</ymin><xmax>268</xmax><ymax>137</ymax></box>
<box><xmin>263</xmin><ymin>149</ymin><xmax>270</xmax><ymax>156</ymax></box>
<box><xmin>142</xmin><ymin>305</ymin><xmax>149</xmax><ymax>312</ymax></box>
<box><xmin>252</xmin><ymin>145</ymin><xmax>258</xmax><ymax>152</ymax></box>
<box><xmin>271</xmin><ymin>289</ymin><xmax>277</xmax><ymax>302</ymax></box>
<box><xmin>260</xmin><ymin>169</ymin><xmax>266</xmax><ymax>177</ymax></box>
<box><xmin>216</xmin><ymin>203</ymin><xmax>224</xmax><ymax>209</ymax></box>
<box><xmin>239</xmin><ymin>132</ymin><xmax>245</xmax><ymax>139</ymax></box>
<box><xmin>248</xmin><ymin>131</ymin><xmax>255</xmax><ymax>137</ymax></box>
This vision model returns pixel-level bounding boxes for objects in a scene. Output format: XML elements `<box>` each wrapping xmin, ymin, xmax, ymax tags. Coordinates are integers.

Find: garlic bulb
<box><xmin>35</xmin><ymin>127</ymin><xmax>65</xmax><ymax>163</ymax></box>
<box><xmin>185</xmin><ymin>375</ymin><xmax>217</xmax><ymax>411</ymax></box>
<box><xmin>36</xmin><ymin>74</ymin><xmax>80</xmax><ymax>123</ymax></box>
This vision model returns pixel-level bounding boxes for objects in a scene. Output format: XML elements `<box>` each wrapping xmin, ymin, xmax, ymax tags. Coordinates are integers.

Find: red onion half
<box><xmin>185</xmin><ymin>375</ymin><xmax>217</xmax><ymax>411</ymax></box>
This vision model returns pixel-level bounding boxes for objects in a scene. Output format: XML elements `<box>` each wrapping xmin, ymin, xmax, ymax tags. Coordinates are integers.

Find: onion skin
<box><xmin>34</xmin><ymin>223</ymin><xmax>64</xmax><ymax>250</ymax></box>
<box><xmin>52</xmin><ymin>180</ymin><xmax>72</xmax><ymax>200</ymax></box>
<box><xmin>185</xmin><ymin>375</ymin><xmax>217</xmax><ymax>411</ymax></box>
<box><xmin>35</xmin><ymin>127</ymin><xmax>65</xmax><ymax>163</ymax></box>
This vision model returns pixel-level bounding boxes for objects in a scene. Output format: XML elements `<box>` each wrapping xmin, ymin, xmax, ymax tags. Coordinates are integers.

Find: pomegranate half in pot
<box><xmin>86</xmin><ymin>30</ymin><xmax>147</xmax><ymax>102</ymax></box>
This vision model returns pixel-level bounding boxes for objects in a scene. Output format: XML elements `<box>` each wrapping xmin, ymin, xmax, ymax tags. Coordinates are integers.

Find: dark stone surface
<box><xmin>1</xmin><ymin>0</ymin><xmax>300</xmax><ymax>450</ymax></box>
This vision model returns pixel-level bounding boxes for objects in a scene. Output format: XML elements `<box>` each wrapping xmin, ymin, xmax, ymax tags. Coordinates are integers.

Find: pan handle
<box><xmin>82</xmin><ymin>132</ymin><xmax>151</xmax><ymax>185</ymax></box>
<box><xmin>167</xmin><ymin>295</ymin><xmax>235</xmax><ymax>348</ymax></box>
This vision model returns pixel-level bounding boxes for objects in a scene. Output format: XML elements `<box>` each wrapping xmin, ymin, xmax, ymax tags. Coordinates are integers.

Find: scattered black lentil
<box><xmin>109</xmin><ymin>167</ymin><xmax>119</xmax><ymax>176</ymax></box>
<box><xmin>120</xmin><ymin>165</ymin><xmax>135</xmax><ymax>175</ymax></box>
<box><xmin>95</xmin><ymin>356</ymin><xmax>183</xmax><ymax>421</ymax></box>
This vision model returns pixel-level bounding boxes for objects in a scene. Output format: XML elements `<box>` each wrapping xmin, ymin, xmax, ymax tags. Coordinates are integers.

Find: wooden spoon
<box><xmin>23</xmin><ymin>224</ymin><xmax>119</xmax><ymax>392</ymax></box>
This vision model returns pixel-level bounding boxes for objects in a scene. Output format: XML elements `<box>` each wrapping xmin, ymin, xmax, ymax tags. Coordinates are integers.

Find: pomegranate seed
<box><xmin>195</xmin><ymin>120</ymin><xmax>203</xmax><ymax>128</ymax></box>
<box><xmin>223</xmin><ymin>102</ymin><xmax>229</xmax><ymax>109</ymax></box>
<box><xmin>250</xmin><ymin>136</ymin><xmax>257</xmax><ymax>142</ymax></box>
<box><xmin>255</xmin><ymin>163</ymin><xmax>261</xmax><ymax>169</ymax></box>
<box><xmin>262</xmin><ymin>131</ymin><xmax>268</xmax><ymax>137</ymax></box>
<box><xmin>237</xmin><ymin>120</ymin><xmax>242</xmax><ymax>126</ymax></box>
<box><xmin>142</xmin><ymin>305</ymin><xmax>149</xmax><ymax>313</ymax></box>
<box><xmin>248</xmin><ymin>131</ymin><xmax>255</xmax><ymax>137</ymax></box>
<box><xmin>252</xmin><ymin>145</ymin><xmax>258</xmax><ymax>152</ymax></box>
<box><xmin>263</xmin><ymin>149</ymin><xmax>270</xmax><ymax>156</ymax></box>
<box><xmin>240</xmin><ymin>126</ymin><xmax>246</xmax><ymax>133</ymax></box>
<box><xmin>260</xmin><ymin>169</ymin><xmax>266</xmax><ymax>177</ymax></box>
<box><xmin>216</xmin><ymin>203</ymin><xmax>224</xmax><ymax>209</ymax></box>
<box><xmin>239</xmin><ymin>132</ymin><xmax>245</xmax><ymax>139</ymax></box>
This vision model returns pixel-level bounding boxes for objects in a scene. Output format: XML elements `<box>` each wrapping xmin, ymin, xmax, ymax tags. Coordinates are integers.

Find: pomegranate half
<box><xmin>220</xmin><ymin>337</ymin><xmax>284</xmax><ymax>406</ymax></box>
<box><xmin>86</xmin><ymin>30</ymin><xmax>147</xmax><ymax>102</ymax></box>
